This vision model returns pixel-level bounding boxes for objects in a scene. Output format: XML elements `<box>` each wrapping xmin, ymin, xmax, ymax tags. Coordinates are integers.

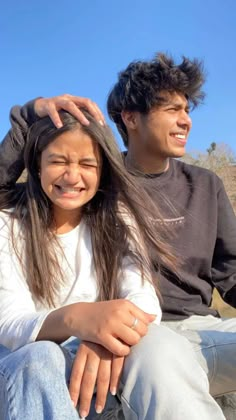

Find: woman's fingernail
<box><xmin>99</xmin><ymin>120</ymin><xmax>104</xmax><ymax>126</ymax></box>
<box><xmin>96</xmin><ymin>405</ymin><xmax>103</xmax><ymax>414</ymax></box>
<box><xmin>80</xmin><ymin>410</ymin><xmax>88</xmax><ymax>418</ymax></box>
<box><xmin>110</xmin><ymin>387</ymin><xmax>117</xmax><ymax>396</ymax></box>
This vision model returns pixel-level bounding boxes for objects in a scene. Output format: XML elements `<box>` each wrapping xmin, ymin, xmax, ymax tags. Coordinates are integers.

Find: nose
<box><xmin>63</xmin><ymin>164</ymin><xmax>81</xmax><ymax>184</ymax></box>
<box><xmin>178</xmin><ymin>110</ymin><xmax>192</xmax><ymax>130</ymax></box>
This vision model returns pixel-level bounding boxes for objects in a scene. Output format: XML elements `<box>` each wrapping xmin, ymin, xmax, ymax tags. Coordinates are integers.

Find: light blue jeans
<box><xmin>0</xmin><ymin>319</ymin><xmax>234</xmax><ymax>419</ymax></box>
<box><xmin>162</xmin><ymin>315</ymin><xmax>236</xmax><ymax>398</ymax></box>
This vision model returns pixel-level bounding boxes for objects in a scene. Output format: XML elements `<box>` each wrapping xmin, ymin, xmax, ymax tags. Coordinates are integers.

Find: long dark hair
<box><xmin>0</xmin><ymin>111</ymin><xmax>177</xmax><ymax>307</ymax></box>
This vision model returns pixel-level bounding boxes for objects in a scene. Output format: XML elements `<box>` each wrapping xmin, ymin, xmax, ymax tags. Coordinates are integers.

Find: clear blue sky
<box><xmin>1</xmin><ymin>0</ymin><xmax>236</xmax><ymax>154</ymax></box>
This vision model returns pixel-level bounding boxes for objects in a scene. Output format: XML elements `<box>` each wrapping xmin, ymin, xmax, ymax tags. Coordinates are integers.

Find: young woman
<box><xmin>0</xmin><ymin>109</ymin><xmax>175</xmax><ymax>419</ymax></box>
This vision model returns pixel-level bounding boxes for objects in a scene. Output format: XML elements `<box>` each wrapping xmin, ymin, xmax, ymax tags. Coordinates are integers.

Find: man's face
<box><xmin>131</xmin><ymin>92</ymin><xmax>192</xmax><ymax>160</ymax></box>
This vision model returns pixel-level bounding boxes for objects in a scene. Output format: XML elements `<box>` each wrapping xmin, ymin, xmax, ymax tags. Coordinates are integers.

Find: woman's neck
<box><xmin>52</xmin><ymin>208</ymin><xmax>82</xmax><ymax>234</ymax></box>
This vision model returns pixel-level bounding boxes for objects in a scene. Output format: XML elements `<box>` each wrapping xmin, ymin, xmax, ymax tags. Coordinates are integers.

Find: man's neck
<box><xmin>125</xmin><ymin>151</ymin><xmax>169</xmax><ymax>174</ymax></box>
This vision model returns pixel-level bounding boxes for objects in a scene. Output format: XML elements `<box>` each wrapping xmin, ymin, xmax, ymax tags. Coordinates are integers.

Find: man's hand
<box><xmin>69</xmin><ymin>341</ymin><xmax>125</xmax><ymax>418</ymax></box>
<box><xmin>34</xmin><ymin>94</ymin><xmax>105</xmax><ymax>128</ymax></box>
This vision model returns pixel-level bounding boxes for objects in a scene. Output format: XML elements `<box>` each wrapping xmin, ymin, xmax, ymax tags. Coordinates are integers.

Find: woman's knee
<box><xmin>3</xmin><ymin>341</ymin><xmax>69</xmax><ymax>383</ymax></box>
<box><xmin>24</xmin><ymin>341</ymin><xmax>69</xmax><ymax>375</ymax></box>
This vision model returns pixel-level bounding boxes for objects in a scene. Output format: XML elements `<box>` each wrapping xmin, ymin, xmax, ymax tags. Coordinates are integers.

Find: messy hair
<box><xmin>0</xmin><ymin>111</ymin><xmax>177</xmax><ymax>307</ymax></box>
<box><xmin>107</xmin><ymin>52</ymin><xmax>205</xmax><ymax>147</ymax></box>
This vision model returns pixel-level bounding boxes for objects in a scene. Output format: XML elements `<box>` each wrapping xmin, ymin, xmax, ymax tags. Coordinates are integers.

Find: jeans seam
<box><xmin>198</xmin><ymin>335</ymin><xmax>236</xmax><ymax>387</ymax></box>
<box><xmin>120</xmin><ymin>393</ymin><xmax>138</xmax><ymax>420</ymax></box>
<box><xmin>0</xmin><ymin>370</ymin><xmax>15</xmax><ymax>420</ymax></box>
<box><xmin>199</xmin><ymin>341</ymin><xmax>236</xmax><ymax>349</ymax></box>
<box><xmin>197</xmin><ymin>331</ymin><xmax>217</xmax><ymax>384</ymax></box>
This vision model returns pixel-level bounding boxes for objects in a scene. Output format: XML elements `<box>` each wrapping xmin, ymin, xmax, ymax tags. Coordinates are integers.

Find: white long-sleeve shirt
<box><xmin>0</xmin><ymin>211</ymin><xmax>161</xmax><ymax>351</ymax></box>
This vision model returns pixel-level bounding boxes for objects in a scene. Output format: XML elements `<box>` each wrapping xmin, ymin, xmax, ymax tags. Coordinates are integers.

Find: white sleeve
<box><xmin>118</xmin><ymin>257</ymin><xmax>162</xmax><ymax>325</ymax></box>
<box><xmin>0</xmin><ymin>213</ymin><xmax>52</xmax><ymax>350</ymax></box>
<box><xmin>117</xmin><ymin>204</ymin><xmax>162</xmax><ymax>324</ymax></box>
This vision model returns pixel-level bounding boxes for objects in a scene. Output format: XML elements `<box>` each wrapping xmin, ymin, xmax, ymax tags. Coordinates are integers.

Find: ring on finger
<box><xmin>131</xmin><ymin>317</ymin><xmax>139</xmax><ymax>330</ymax></box>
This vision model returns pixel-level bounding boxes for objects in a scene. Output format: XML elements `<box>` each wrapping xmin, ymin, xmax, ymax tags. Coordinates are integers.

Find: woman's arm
<box><xmin>0</xmin><ymin>212</ymin><xmax>154</xmax><ymax>353</ymax></box>
<box><xmin>37</xmin><ymin>299</ymin><xmax>154</xmax><ymax>356</ymax></box>
<box><xmin>117</xmin><ymin>206</ymin><xmax>162</xmax><ymax>323</ymax></box>
<box><xmin>0</xmin><ymin>100</ymin><xmax>36</xmax><ymax>186</ymax></box>
<box><xmin>0</xmin><ymin>211</ymin><xmax>57</xmax><ymax>350</ymax></box>
<box><xmin>119</xmin><ymin>257</ymin><xmax>162</xmax><ymax>324</ymax></box>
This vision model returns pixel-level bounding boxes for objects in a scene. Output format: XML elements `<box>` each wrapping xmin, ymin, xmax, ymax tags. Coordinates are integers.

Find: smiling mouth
<box><xmin>170</xmin><ymin>133</ymin><xmax>187</xmax><ymax>143</ymax></box>
<box><xmin>55</xmin><ymin>185</ymin><xmax>85</xmax><ymax>194</ymax></box>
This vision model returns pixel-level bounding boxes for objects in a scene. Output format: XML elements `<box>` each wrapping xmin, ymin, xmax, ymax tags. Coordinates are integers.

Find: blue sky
<box><xmin>1</xmin><ymin>0</ymin><xmax>235</xmax><ymax>155</ymax></box>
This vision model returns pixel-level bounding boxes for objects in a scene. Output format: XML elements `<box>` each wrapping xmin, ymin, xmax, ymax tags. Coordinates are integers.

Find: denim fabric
<box><xmin>162</xmin><ymin>316</ymin><xmax>236</xmax><ymax>396</ymax></box>
<box><xmin>0</xmin><ymin>341</ymin><xmax>78</xmax><ymax>419</ymax></box>
<box><xmin>0</xmin><ymin>322</ymin><xmax>232</xmax><ymax>419</ymax></box>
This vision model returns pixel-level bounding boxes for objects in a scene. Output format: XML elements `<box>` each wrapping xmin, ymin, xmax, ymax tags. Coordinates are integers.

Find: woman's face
<box><xmin>40</xmin><ymin>127</ymin><xmax>102</xmax><ymax>229</ymax></box>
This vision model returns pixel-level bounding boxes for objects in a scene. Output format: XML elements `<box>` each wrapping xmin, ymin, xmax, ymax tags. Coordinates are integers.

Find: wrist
<box><xmin>62</xmin><ymin>302</ymin><xmax>90</xmax><ymax>338</ymax></box>
<box><xmin>37</xmin><ymin>306</ymin><xmax>71</xmax><ymax>343</ymax></box>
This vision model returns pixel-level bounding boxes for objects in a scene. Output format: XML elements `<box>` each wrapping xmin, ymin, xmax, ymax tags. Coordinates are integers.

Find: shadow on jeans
<box><xmin>215</xmin><ymin>394</ymin><xmax>236</xmax><ymax>420</ymax></box>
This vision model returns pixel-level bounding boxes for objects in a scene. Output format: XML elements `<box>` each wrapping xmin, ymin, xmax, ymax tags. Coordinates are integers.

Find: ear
<box><xmin>121</xmin><ymin>110</ymin><xmax>138</xmax><ymax>130</ymax></box>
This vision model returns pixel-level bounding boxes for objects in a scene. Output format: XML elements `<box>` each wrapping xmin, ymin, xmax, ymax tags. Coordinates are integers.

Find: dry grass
<box><xmin>211</xmin><ymin>165</ymin><xmax>236</xmax><ymax>317</ymax></box>
<box><xmin>218</xmin><ymin>165</ymin><xmax>236</xmax><ymax>213</ymax></box>
<box><xmin>212</xmin><ymin>289</ymin><xmax>236</xmax><ymax>317</ymax></box>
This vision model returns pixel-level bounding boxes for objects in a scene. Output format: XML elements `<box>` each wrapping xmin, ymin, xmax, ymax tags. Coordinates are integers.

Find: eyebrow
<box><xmin>162</xmin><ymin>100</ymin><xmax>190</xmax><ymax>111</ymax></box>
<box><xmin>47</xmin><ymin>154</ymin><xmax>66</xmax><ymax>160</ymax></box>
<box><xmin>80</xmin><ymin>157</ymin><xmax>99</xmax><ymax>163</ymax></box>
<box><xmin>47</xmin><ymin>154</ymin><xmax>99</xmax><ymax>163</ymax></box>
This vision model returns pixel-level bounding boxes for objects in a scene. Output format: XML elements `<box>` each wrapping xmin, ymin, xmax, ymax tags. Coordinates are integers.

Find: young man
<box><xmin>106</xmin><ymin>54</ymin><xmax>236</xmax><ymax>419</ymax></box>
<box><xmin>107</xmin><ymin>53</ymin><xmax>236</xmax><ymax>320</ymax></box>
<box><xmin>1</xmin><ymin>54</ymin><xmax>236</xmax><ymax>419</ymax></box>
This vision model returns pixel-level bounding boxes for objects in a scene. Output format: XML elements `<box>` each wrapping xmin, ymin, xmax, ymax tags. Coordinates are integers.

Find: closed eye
<box><xmin>166</xmin><ymin>107</ymin><xmax>178</xmax><ymax>112</ymax></box>
<box><xmin>80</xmin><ymin>163</ymin><xmax>98</xmax><ymax>169</ymax></box>
<box><xmin>50</xmin><ymin>161</ymin><xmax>67</xmax><ymax>165</ymax></box>
<box><xmin>80</xmin><ymin>159</ymin><xmax>99</xmax><ymax>168</ymax></box>
<box><xmin>166</xmin><ymin>106</ymin><xmax>190</xmax><ymax>114</ymax></box>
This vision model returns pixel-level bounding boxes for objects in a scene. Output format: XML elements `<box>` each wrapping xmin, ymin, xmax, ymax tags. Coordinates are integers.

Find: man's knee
<box><xmin>124</xmin><ymin>324</ymin><xmax>195</xmax><ymax>381</ymax></box>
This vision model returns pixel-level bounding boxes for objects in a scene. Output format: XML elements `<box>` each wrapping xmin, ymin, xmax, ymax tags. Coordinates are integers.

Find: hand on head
<box><xmin>34</xmin><ymin>94</ymin><xmax>105</xmax><ymax>128</ymax></box>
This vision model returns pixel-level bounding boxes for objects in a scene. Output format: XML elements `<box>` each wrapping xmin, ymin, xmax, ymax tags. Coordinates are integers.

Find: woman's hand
<box><xmin>69</xmin><ymin>341</ymin><xmax>125</xmax><ymax>418</ymax></box>
<box><xmin>34</xmin><ymin>94</ymin><xmax>105</xmax><ymax>128</ymax></box>
<box><xmin>64</xmin><ymin>300</ymin><xmax>156</xmax><ymax>356</ymax></box>
<box><xmin>37</xmin><ymin>299</ymin><xmax>156</xmax><ymax>357</ymax></box>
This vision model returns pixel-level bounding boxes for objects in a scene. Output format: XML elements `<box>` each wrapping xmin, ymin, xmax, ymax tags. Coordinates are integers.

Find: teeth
<box><xmin>175</xmin><ymin>134</ymin><xmax>186</xmax><ymax>139</ymax></box>
<box><xmin>59</xmin><ymin>187</ymin><xmax>80</xmax><ymax>193</ymax></box>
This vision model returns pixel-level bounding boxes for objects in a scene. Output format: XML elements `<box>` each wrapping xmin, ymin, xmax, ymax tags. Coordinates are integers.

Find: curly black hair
<box><xmin>107</xmin><ymin>52</ymin><xmax>206</xmax><ymax>147</ymax></box>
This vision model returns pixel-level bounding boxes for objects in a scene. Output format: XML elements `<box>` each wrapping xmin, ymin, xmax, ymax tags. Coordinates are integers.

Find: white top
<box><xmin>0</xmin><ymin>211</ymin><xmax>161</xmax><ymax>350</ymax></box>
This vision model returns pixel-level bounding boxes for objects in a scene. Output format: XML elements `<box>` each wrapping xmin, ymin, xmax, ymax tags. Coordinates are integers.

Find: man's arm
<box><xmin>0</xmin><ymin>94</ymin><xmax>105</xmax><ymax>187</ymax></box>
<box><xmin>0</xmin><ymin>100</ymin><xmax>37</xmax><ymax>186</ymax></box>
<box><xmin>212</xmin><ymin>178</ymin><xmax>236</xmax><ymax>307</ymax></box>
